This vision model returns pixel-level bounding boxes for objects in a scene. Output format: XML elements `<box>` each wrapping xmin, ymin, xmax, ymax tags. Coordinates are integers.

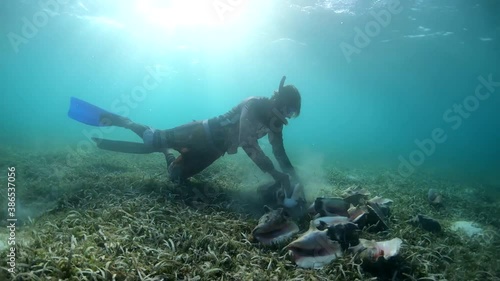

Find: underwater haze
<box><xmin>1</xmin><ymin>0</ymin><xmax>499</xmax><ymax>185</ymax></box>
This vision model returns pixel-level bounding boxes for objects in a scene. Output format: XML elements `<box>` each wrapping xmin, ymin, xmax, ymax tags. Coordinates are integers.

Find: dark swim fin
<box><xmin>92</xmin><ymin>138</ymin><xmax>160</xmax><ymax>154</ymax></box>
<box><xmin>68</xmin><ymin>97</ymin><xmax>124</xmax><ymax>127</ymax></box>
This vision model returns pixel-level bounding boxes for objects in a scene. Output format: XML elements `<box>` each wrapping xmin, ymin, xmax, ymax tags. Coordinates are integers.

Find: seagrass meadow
<box><xmin>0</xmin><ymin>147</ymin><xmax>499</xmax><ymax>281</ymax></box>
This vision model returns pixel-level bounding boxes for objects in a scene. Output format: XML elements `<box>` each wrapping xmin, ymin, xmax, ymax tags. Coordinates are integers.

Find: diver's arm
<box><xmin>241</xmin><ymin>141</ymin><xmax>291</xmax><ymax>194</ymax></box>
<box><xmin>268</xmin><ymin>127</ymin><xmax>298</xmax><ymax>180</ymax></box>
<box><xmin>269</xmin><ymin>129</ymin><xmax>305</xmax><ymax>207</ymax></box>
<box><xmin>239</xmin><ymin>100</ymin><xmax>290</xmax><ymax>183</ymax></box>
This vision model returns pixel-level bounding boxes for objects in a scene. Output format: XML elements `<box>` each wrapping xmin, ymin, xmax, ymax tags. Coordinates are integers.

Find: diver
<box><xmin>68</xmin><ymin>76</ymin><xmax>305</xmax><ymax>207</ymax></box>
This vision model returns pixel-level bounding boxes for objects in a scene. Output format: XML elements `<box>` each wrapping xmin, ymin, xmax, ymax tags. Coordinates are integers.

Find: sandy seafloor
<box><xmin>0</xmin><ymin>146</ymin><xmax>499</xmax><ymax>281</ymax></box>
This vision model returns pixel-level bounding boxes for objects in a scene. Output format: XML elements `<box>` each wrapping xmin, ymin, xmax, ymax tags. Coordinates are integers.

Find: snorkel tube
<box><xmin>273</xmin><ymin>76</ymin><xmax>289</xmax><ymax>125</ymax></box>
<box><xmin>279</xmin><ymin>75</ymin><xmax>286</xmax><ymax>93</ymax></box>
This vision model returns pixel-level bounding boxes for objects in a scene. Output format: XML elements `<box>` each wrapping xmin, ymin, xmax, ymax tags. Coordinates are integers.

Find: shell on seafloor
<box><xmin>285</xmin><ymin>221</ymin><xmax>343</xmax><ymax>269</ymax></box>
<box><xmin>409</xmin><ymin>214</ymin><xmax>442</xmax><ymax>233</ymax></box>
<box><xmin>427</xmin><ymin>188</ymin><xmax>443</xmax><ymax>206</ymax></box>
<box><xmin>309</xmin><ymin>197</ymin><xmax>350</xmax><ymax>217</ymax></box>
<box><xmin>313</xmin><ymin>216</ymin><xmax>350</xmax><ymax>230</ymax></box>
<box><xmin>341</xmin><ymin>185</ymin><xmax>370</xmax><ymax>206</ymax></box>
<box><xmin>366</xmin><ymin>201</ymin><xmax>389</xmax><ymax>231</ymax></box>
<box><xmin>290</xmin><ymin>183</ymin><xmax>305</xmax><ymax>201</ymax></box>
<box><xmin>326</xmin><ymin>222</ymin><xmax>360</xmax><ymax>251</ymax></box>
<box><xmin>251</xmin><ymin>206</ymin><xmax>299</xmax><ymax>245</ymax></box>
<box><xmin>350</xmin><ymin>238</ymin><xmax>403</xmax><ymax>262</ymax></box>
<box><xmin>257</xmin><ymin>181</ymin><xmax>283</xmax><ymax>206</ymax></box>
<box><xmin>283</xmin><ymin>183</ymin><xmax>306</xmax><ymax>208</ymax></box>
<box><xmin>368</xmin><ymin>196</ymin><xmax>393</xmax><ymax>217</ymax></box>
<box><xmin>348</xmin><ymin>204</ymin><xmax>369</xmax><ymax>226</ymax></box>
<box><xmin>368</xmin><ymin>196</ymin><xmax>393</xmax><ymax>207</ymax></box>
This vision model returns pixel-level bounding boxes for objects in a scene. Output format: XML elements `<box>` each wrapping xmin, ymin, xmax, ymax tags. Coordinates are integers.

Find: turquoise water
<box><xmin>1</xmin><ymin>0</ymin><xmax>499</xmax><ymax>184</ymax></box>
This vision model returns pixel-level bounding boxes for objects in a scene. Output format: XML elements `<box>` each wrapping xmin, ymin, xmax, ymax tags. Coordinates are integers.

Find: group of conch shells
<box><xmin>250</xmin><ymin>185</ymin><xmax>404</xmax><ymax>269</ymax></box>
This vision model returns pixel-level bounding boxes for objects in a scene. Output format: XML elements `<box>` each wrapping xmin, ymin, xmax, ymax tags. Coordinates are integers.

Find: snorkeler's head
<box><xmin>271</xmin><ymin>76</ymin><xmax>301</xmax><ymax>119</ymax></box>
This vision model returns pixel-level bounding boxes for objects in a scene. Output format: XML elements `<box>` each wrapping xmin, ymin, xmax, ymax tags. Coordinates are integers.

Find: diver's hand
<box><xmin>292</xmin><ymin>183</ymin><xmax>307</xmax><ymax>207</ymax></box>
<box><xmin>285</xmin><ymin>172</ymin><xmax>306</xmax><ymax>209</ymax></box>
<box><xmin>269</xmin><ymin>170</ymin><xmax>292</xmax><ymax>197</ymax></box>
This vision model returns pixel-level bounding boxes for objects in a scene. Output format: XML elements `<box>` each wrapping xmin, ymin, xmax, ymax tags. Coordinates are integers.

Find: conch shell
<box><xmin>285</xmin><ymin>221</ymin><xmax>342</xmax><ymax>269</ymax></box>
<box><xmin>250</xmin><ymin>206</ymin><xmax>299</xmax><ymax>245</ymax></box>
<box><xmin>350</xmin><ymin>238</ymin><xmax>403</xmax><ymax>261</ymax></box>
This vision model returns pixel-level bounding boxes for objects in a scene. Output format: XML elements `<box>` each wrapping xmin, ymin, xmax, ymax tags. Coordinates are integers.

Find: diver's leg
<box><xmin>161</xmin><ymin>120</ymin><xmax>223</xmax><ymax>181</ymax></box>
<box><xmin>161</xmin><ymin>149</ymin><xmax>180</xmax><ymax>181</ymax></box>
<box><xmin>167</xmin><ymin>150</ymin><xmax>222</xmax><ymax>182</ymax></box>
<box><xmin>100</xmin><ymin>112</ymin><xmax>133</xmax><ymax>128</ymax></box>
<box><xmin>101</xmin><ymin>112</ymin><xmax>162</xmax><ymax>147</ymax></box>
<box><xmin>101</xmin><ymin>112</ymin><xmax>151</xmax><ymax>138</ymax></box>
<box><xmin>167</xmin><ymin>154</ymin><xmax>184</xmax><ymax>182</ymax></box>
<box><xmin>163</xmin><ymin>149</ymin><xmax>176</xmax><ymax>167</ymax></box>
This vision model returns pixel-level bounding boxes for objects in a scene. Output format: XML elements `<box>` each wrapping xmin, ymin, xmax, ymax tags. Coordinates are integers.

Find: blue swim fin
<box><xmin>68</xmin><ymin>97</ymin><xmax>119</xmax><ymax>127</ymax></box>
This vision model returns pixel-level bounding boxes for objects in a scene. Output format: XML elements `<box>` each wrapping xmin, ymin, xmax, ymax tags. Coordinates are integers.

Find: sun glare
<box><xmin>127</xmin><ymin>0</ymin><xmax>253</xmax><ymax>52</ymax></box>
<box><xmin>135</xmin><ymin>0</ymin><xmax>228</xmax><ymax>30</ymax></box>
